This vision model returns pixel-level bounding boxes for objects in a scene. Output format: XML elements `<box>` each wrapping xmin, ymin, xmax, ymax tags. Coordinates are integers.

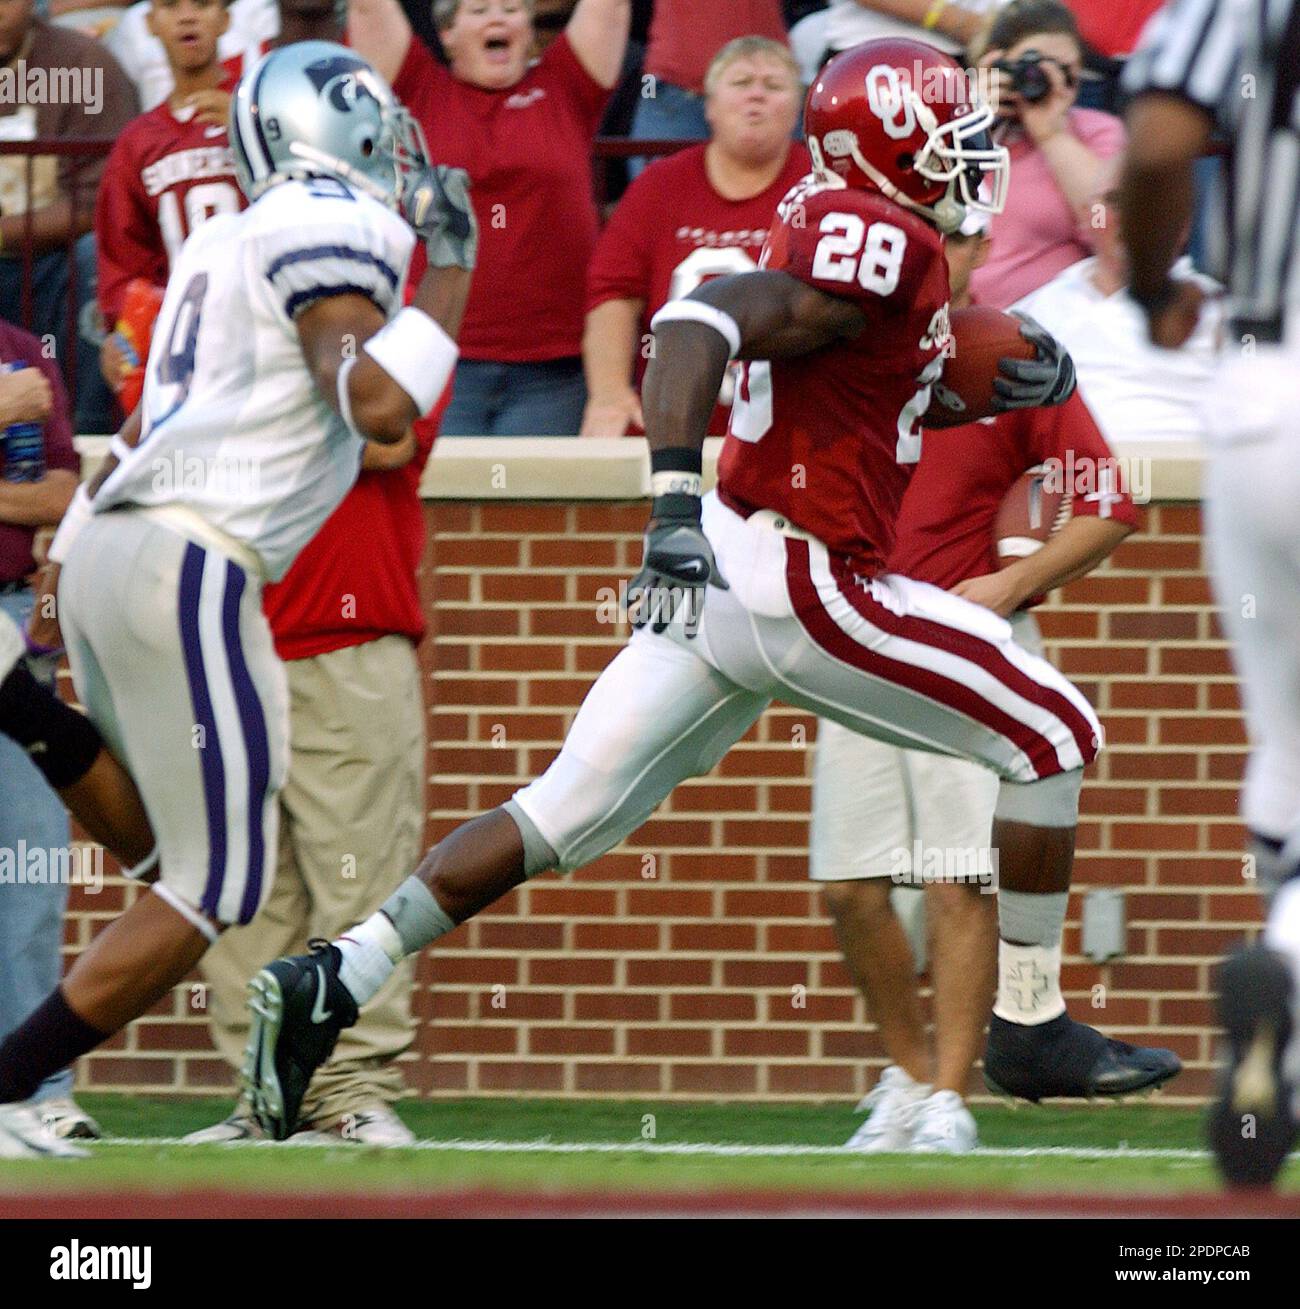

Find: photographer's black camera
<box><xmin>995</xmin><ymin>50</ymin><xmax>1053</xmax><ymax>104</ymax></box>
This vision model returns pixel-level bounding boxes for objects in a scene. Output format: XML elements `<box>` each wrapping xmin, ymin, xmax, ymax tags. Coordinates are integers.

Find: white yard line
<box><xmin>91</xmin><ymin>1136</ymin><xmax>1220</xmax><ymax>1161</ymax></box>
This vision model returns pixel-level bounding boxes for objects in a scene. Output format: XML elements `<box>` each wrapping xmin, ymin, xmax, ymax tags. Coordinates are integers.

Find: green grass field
<box><xmin>1</xmin><ymin>1095</ymin><xmax>1294</xmax><ymax>1207</ymax></box>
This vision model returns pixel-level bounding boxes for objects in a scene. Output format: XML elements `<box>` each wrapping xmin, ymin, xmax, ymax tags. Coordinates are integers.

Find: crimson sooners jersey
<box><xmin>96</xmin><ymin>76</ymin><xmax>245</xmax><ymax>323</ymax></box>
<box><xmin>717</xmin><ymin>176</ymin><xmax>952</xmax><ymax>575</ymax></box>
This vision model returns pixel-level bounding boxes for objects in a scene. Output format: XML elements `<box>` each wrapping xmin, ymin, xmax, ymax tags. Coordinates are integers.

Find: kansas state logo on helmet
<box><xmin>303</xmin><ymin>54</ymin><xmax>380</xmax><ymax>113</ymax></box>
<box><xmin>230</xmin><ymin>40</ymin><xmax>429</xmax><ymax>211</ymax></box>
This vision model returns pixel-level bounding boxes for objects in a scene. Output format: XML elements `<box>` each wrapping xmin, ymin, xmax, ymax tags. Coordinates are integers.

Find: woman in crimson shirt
<box><xmin>583</xmin><ymin>37</ymin><xmax>808</xmax><ymax>438</ymax></box>
<box><xmin>351</xmin><ymin>0</ymin><xmax>630</xmax><ymax>435</ymax></box>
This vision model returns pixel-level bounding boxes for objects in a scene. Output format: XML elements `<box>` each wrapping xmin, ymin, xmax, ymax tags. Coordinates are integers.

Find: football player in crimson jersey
<box><xmin>242</xmin><ymin>39</ymin><xmax>1171</xmax><ymax>1137</ymax></box>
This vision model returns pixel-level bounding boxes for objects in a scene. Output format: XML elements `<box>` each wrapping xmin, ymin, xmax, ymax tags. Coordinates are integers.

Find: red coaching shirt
<box><xmin>587</xmin><ymin>141</ymin><xmax>809</xmax><ymax>434</ymax></box>
<box><xmin>718</xmin><ymin>176</ymin><xmax>952</xmax><ymax>576</ymax></box>
<box><xmin>887</xmin><ymin>392</ymin><xmax>1140</xmax><ymax>592</ymax></box>
<box><xmin>394</xmin><ymin>34</ymin><xmax>611</xmax><ymax>362</ymax></box>
<box><xmin>96</xmin><ymin>66</ymin><xmax>246</xmax><ymax>323</ymax></box>
<box><xmin>262</xmin><ymin>405</ymin><xmax>443</xmax><ymax>661</ymax></box>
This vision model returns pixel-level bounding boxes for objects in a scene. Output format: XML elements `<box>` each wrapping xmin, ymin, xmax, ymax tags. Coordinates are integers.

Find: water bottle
<box><xmin>0</xmin><ymin>362</ymin><xmax>45</xmax><ymax>483</ymax></box>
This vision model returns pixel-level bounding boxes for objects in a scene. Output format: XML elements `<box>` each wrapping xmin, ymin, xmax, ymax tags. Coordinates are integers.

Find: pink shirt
<box><xmin>971</xmin><ymin>108</ymin><xmax>1127</xmax><ymax>310</ymax></box>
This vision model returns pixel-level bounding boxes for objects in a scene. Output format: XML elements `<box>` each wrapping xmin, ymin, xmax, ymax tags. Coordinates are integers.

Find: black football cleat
<box><xmin>1207</xmin><ymin>945</ymin><xmax>1298</xmax><ymax>1189</ymax></box>
<box><xmin>243</xmin><ymin>941</ymin><xmax>359</xmax><ymax>1141</ymax></box>
<box><xmin>983</xmin><ymin>1011</ymin><xmax>1182</xmax><ymax>1102</ymax></box>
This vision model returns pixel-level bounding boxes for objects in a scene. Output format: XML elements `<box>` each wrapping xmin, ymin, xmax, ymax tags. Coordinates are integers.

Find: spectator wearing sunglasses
<box><xmin>969</xmin><ymin>0</ymin><xmax>1125</xmax><ymax>309</ymax></box>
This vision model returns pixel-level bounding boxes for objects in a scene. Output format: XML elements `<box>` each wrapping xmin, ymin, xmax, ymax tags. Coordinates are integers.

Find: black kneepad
<box><xmin>0</xmin><ymin>664</ymin><xmax>102</xmax><ymax>788</ymax></box>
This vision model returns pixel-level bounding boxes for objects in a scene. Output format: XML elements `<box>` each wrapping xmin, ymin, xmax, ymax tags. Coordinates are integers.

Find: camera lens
<box><xmin>1014</xmin><ymin>61</ymin><xmax>1052</xmax><ymax>103</ymax></box>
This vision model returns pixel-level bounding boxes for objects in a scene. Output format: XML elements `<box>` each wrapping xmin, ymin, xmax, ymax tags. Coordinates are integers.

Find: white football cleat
<box><xmin>316</xmin><ymin>1102</ymin><xmax>416</xmax><ymax>1147</ymax></box>
<box><xmin>844</xmin><ymin>1065</ymin><xmax>930</xmax><ymax>1153</ymax></box>
<box><xmin>182</xmin><ymin>1109</ymin><xmax>264</xmax><ymax>1144</ymax></box>
<box><xmin>910</xmin><ymin>1090</ymin><xmax>979</xmax><ymax>1154</ymax></box>
<box><xmin>0</xmin><ymin>1101</ymin><xmax>90</xmax><ymax>1158</ymax></box>
<box><xmin>39</xmin><ymin>1096</ymin><xmax>103</xmax><ymax>1141</ymax></box>
<box><xmin>0</xmin><ymin>609</ymin><xmax>23</xmax><ymax>683</ymax></box>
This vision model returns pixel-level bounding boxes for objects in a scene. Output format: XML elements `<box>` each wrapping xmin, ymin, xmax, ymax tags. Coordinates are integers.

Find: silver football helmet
<box><xmin>229</xmin><ymin>41</ymin><xmax>429</xmax><ymax>210</ymax></box>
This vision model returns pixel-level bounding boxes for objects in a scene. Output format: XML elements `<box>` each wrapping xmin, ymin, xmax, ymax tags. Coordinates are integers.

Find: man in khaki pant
<box><xmin>187</xmin><ymin>426</ymin><xmax>435</xmax><ymax>1146</ymax></box>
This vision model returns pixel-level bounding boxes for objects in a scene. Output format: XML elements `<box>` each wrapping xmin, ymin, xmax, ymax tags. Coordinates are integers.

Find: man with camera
<box><xmin>969</xmin><ymin>0</ymin><xmax>1126</xmax><ymax>309</ymax></box>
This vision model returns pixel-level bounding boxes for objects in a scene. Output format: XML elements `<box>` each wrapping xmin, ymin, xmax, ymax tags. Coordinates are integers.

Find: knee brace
<box><xmin>994</xmin><ymin>769</ymin><xmax>1082</xmax><ymax>828</ymax></box>
<box><xmin>0</xmin><ymin>664</ymin><xmax>102</xmax><ymax>789</ymax></box>
<box><xmin>504</xmin><ymin>798</ymin><xmax>559</xmax><ymax>879</ymax></box>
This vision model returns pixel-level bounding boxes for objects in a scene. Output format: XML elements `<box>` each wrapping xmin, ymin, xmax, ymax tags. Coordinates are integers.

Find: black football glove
<box><xmin>402</xmin><ymin>165</ymin><xmax>479</xmax><ymax>272</ymax></box>
<box><xmin>627</xmin><ymin>493</ymin><xmax>728</xmax><ymax>638</ymax></box>
<box><xmin>992</xmin><ymin>312</ymin><xmax>1076</xmax><ymax>412</ymax></box>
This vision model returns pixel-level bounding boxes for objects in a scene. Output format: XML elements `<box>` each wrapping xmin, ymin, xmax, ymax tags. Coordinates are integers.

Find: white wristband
<box><xmin>651</xmin><ymin>470</ymin><xmax>702</xmax><ymax>498</ymax></box>
<box><xmin>362</xmin><ymin>306</ymin><xmax>459</xmax><ymax>417</ymax></box>
<box><xmin>47</xmin><ymin>484</ymin><xmax>94</xmax><ymax>565</ymax></box>
<box><xmin>650</xmin><ymin>300</ymin><xmax>742</xmax><ymax>359</ymax></box>
<box><xmin>336</xmin><ymin>354</ymin><xmax>362</xmax><ymax>439</ymax></box>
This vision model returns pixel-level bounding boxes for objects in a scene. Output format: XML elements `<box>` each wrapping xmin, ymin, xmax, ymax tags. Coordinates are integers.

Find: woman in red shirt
<box><xmin>350</xmin><ymin>0</ymin><xmax>631</xmax><ymax>435</ymax></box>
<box><xmin>583</xmin><ymin>36</ymin><xmax>808</xmax><ymax>438</ymax></box>
<box><xmin>629</xmin><ymin>0</ymin><xmax>787</xmax><ymax>159</ymax></box>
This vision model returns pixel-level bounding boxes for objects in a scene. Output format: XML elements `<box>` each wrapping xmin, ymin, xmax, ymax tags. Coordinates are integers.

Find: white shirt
<box><xmin>1012</xmin><ymin>256</ymin><xmax>1221</xmax><ymax>447</ymax></box>
<box><xmin>95</xmin><ymin>178</ymin><xmax>415</xmax><ymax>581</ymax></box>
<box><xmin>106</xmin><ymin>0</ymin><xmax>278</xmax><ymax>111</ymax></box>
<box><xmin>824</xmin><ymin>0</ymin><xmax>1011</xmax><ymax>57</ymax></box>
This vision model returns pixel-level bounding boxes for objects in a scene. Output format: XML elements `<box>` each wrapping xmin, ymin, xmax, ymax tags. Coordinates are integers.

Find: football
<box><xmin>928</xmin><ymin>306</ymin><xmax>1037</xmax><ymax>425</ymax></box>
<box><xmin>994</xmin><ymin>465</ymin><xmax>1072</xmax><ymax>567</ymax></box>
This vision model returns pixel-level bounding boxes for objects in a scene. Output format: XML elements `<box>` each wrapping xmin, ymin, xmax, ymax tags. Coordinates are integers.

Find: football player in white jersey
<box><xmin>0</xmin><ymin>41</ymin><xmax>476</xmax><ymax>1158</ymax></box>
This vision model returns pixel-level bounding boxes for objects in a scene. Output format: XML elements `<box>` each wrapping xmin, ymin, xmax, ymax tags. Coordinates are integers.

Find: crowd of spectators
<box><xmin>4</xmin><ymin>0</ymin><xmax>1213</xmax><ymax>444</ymax></box>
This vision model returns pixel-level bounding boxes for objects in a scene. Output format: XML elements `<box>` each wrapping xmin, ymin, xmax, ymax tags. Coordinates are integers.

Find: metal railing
<box><xmin>0</xmin><ymin>138</ymin><xmax>111</xmax><ymax>419</ymax></box>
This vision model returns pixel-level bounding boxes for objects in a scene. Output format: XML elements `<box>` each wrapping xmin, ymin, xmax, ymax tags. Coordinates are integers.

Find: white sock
<box><xmin>993</xmin><ymin>940</ymin><xmax>1067</xmax><ymax>1025</ymax></box>
<box><xmin>1265</xmin><ymin>880</ymin><xmax>1300</xmax><ymax>971</ymax></box>
<box><xmin>336</xmin><ymin>913</ymin><xmax>403</xmax><ymax>1007</ymax></box>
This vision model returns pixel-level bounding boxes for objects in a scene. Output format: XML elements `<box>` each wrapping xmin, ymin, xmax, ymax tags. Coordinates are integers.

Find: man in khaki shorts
<box><xmin>812</xmin><ymin>213</ymin><xmax>1137</xmax><ymax>1153</ymax></box>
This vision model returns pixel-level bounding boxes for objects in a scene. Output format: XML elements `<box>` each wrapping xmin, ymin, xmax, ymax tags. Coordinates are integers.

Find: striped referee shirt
<box><xmin>1124</xmin><ymin>0</ymin><xmax>1300</xmax><ymax>343</ymax></box>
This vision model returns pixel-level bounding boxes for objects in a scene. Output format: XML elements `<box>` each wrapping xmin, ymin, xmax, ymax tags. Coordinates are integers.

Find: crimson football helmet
<box><xmin>805</xmin><ymin>39</ymin><xmax>1009</xmax><ymax>234</ymax></box>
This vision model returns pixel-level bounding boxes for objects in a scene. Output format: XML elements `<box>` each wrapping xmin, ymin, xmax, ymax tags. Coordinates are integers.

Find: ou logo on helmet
<box><xmin>865</xmin><ymin>64</ymin><xmax>917</xmax><ymax>141</ymax></box>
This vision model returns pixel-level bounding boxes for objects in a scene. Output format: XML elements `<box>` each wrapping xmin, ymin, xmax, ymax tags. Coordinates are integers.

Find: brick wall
<box><xmin>66</xmin><ymin>499</ymin><xmax>1258</xmax><ymax>1102</ymax></box>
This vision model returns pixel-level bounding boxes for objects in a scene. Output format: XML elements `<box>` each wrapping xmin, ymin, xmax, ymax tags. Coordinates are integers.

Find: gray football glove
<box><xmin>992</xmin><ymin>312</ymin><xmax>1076</xmax><ymax>411</ymax></box>
<box><xmin>402</xmin><ymin>165</ymin><xmax>479</xmax><ymax>272</ymax></box>
<box><xmin>627</xmin><ymin>495</ymin><xmax>728</xmax><ymax>638</ymax></box>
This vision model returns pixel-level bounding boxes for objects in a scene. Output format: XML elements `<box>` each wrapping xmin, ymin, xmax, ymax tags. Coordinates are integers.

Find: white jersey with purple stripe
<box><xmin>94</xmin><ymin>176</ymin><xmax>415</xmax><ymax>582</ymax></box>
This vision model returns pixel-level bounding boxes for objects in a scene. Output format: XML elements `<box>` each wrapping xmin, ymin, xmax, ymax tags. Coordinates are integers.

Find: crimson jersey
<box><xmin>888</xmin><ymin>392</ymin><xmax>1141</xmax><ymax>591</ymax></box>
<box><xmin>588</xmin><ymin>142</ymin><xmax>808</xmax><ymax>434</ymax></box>
<box><xmin>394</xmin><ymin>33</ymin><xmax>610</xmax><ymax>361</ymax></box>
<box><xmin>717</xmin><ymin>176</ymin><xmax>952</xmax><ymax>575</ymax></box>
<box><xmin>95</xmin><ymin>71</ymin><xmax>245</xmax><ymax>323</ymax></box>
